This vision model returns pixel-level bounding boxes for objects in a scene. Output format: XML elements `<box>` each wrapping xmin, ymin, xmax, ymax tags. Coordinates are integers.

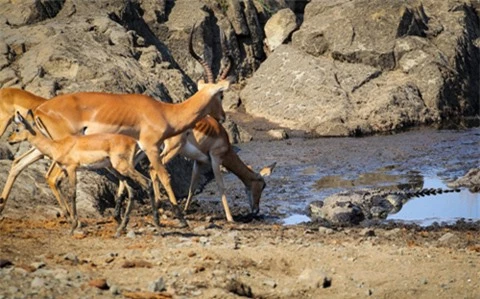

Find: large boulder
<box><xmin>240</xmin><ymin>0</ymin><xmax>479</xmax><ymax>136</ymax></box>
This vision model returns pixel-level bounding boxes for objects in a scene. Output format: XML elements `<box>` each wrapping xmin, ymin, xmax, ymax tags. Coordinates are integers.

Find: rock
<box><xmin>360</xmin><ymin>228</ymin><xmax>376</xmax><ymax>237</ymax></box>
<box><xmin>448</xmin><ymin>168</ymin><xmax>480</xmax><ymax>193</ymax></box>
<box><xmin>264</xmin><ymin>8</ymin><xmax>298</xmax><ymax>52</ymax></box>
<box><xmin>263</xmin><ymin>279</ymin><xmax>277</xmax><ymax>288</ymax></box>
<box><xmin>297</xmin><ymin>268</ymin><xmax>332</xmax><ymax>289</ymax></box>
<box><xmin>226</xmin><ymin>279</ymin><xmax>253</xmax><ymax>297</ymax></box>
<box><xmin>0</xmin><ymin>259</ymin><xmax>13</xmax><ymax>268</ymax></box>
<box><xmin>30</xmin><ymin>262</ymin><xmax>46</xmax><ymax>270</ymax></box>
<box><xmin>267</xmin><ymin>129</ymin><xmax>288</xmax><ymax>140</ymax></box>
<box><xmin>126</xmin><ymin>230</ymin><xmax>136</xmax><ymax>239</ymax></box>
<box><xmin>148</xmin><ymin>277</ymin><xmax>166</xmax><ymax>292</ymax></box>
<box><xmin>63</xmin><ymin>253</ymin><xmax>79</xmax><ymax>264</ymax></box>
<box><xmin>88</xmin><ymin>278</ymin><xmax>109</xmax><ymax>290</ymax></box>
<box><xmin>318</xmin><ymin>227</ymin><xmax>335</xmax><ymax>235</ymax></box>
<box><xmin>30</xmin><ymin>277</ymin><xmax>46</xmax><ymax>288</ymax></box>
<box><xmin>438</xmin><ymin>232</ymin><xmax>457</xmax><ymax>243</ymax></box>
<box><xmin>242</xmin><ymin>0</ymin><xmax>479</xmax><ymax>136</ymax></box>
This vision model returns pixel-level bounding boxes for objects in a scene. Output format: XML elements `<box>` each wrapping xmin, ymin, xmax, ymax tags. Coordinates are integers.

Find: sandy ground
<box><xmin>1</xmin><ymin>114</ymin><xmax>479</xmax><ymax>298</ymax></box>
<box><xmin>1</xmin><ymin>212</ymin><xmax>479</xmax><ymax>299</ymax></box>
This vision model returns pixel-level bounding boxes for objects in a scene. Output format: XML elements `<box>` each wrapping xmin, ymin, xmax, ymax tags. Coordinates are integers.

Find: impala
<box><xmin>0</xmin><ymin>25</ymin><xmax>230</xmax><ymax>230</ymax></box>
<box><xmin>9</xmin><ymin>111</ymin><xmax>151</xmax><ymax>235</ymax></box>
<box><xmin>0</xmin><ymin>87</ymin><xmax>46</xmax><ymax>137</ymax></box>
<box><xmin>161</xmin><ymin>116</ymin><xmax>275</xmax><ymax>222</ymax></box>
<box><xmin>118</xmin><ymin>33</ymin><xmax>275</xmax><ymax>222</ymax></box>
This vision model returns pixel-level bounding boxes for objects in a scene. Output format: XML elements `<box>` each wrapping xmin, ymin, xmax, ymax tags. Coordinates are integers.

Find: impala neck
<box><xmin>162</xmin><ymin>88</ymin><xmax>221</xmax><ymax>135</ymax></box>
<box><xmin>222</xmin><ymin>150</ymin><xmax>260</xmax><ymax>187</ymax></box>
<box><xmin>27</xmin><ymin>127</ymin><xmax>65</xmax><ymax>161</ymax></box>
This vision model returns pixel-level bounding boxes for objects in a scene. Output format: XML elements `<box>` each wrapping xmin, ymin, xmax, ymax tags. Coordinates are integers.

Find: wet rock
<box><xmin>448</xmin><ymin>168</ymin><xmax>480</xmax><ymax>193</ymax></box>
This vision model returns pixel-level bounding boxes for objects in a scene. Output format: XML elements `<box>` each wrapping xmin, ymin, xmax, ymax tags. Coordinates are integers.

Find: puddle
<box><xmin>229</xmin><ymin>127</ymin><xmax>479</xmax><ymax>226</ymax></box>
<box><xmin>283</xmin><ymin>214</ymin><xmax>311</xmax><ymax>225</ymax></box>
<box><xmin>387</xmin><ymin>177</ymin><xmax>480</xmax><ymax>226</ymax></box>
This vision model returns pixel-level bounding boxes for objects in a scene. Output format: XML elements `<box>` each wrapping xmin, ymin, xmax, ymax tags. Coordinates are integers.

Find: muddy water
<box><xmin>221</xmin><ymin>127</ymin><xmax>479</xmax><ymax>225</ymax></box>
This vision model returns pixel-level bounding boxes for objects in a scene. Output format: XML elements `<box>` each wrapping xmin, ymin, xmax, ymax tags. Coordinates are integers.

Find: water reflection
<box><xmin>312</xmin><ymin>169</ymin><xmax>480</xmax><ymax>225</ymax></box>
<box><xmin>387</xmin><ymin>177</ymin><xmax>479</xmax><ymax>226</ymax></box>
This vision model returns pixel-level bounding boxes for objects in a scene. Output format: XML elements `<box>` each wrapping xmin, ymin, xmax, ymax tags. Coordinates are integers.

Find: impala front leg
<box><xmin>146</xmin><ymin>147</ymin><xmax>188</xmax><ymax>228</ymax></box>
<box><xmin>0</xmin><ymin>117</ymin><xmax>12</xmax><ymax>137</ymax></box>
<box><xmin>0</xmin><ymin>147</ymin><xmax>44</xmax><ymax>213</ymax></box>
<box><xmin>211</xmin><ymin>155</ymin><xmax>233</xmax><ymax>222</ymax></box>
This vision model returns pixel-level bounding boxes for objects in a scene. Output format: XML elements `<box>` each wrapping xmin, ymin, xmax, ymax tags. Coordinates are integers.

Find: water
<box><xmin>283</xmin><ymin>214</ymin><xmax>311</xmax><ymax>225</ymax></box>
<box><xmin>387</xmin><ymin>177</ymin><xmax>480</xmax><ymax>226</ymax></box>
<box><xmin>230</xmin><ymin>127</ymin><xmax>479</xmax><ymax>226</ymax></box>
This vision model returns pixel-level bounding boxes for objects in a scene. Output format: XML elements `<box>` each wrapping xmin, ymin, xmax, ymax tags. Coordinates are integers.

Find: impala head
<box><xmin>8</xmin><ymin>111</ymin><xmax>36</xmax><ymax>144</ymax></box>
<box><xmin>189</xmin><ymin>23</ymin><xmax>232</xmax><ymax>123</ymax></box>
<box><xmin>247</xmin><ymin>162</ymin><xmax>276</xmax><ymax>215</ymax></box>
<box><xmin>197</xmin><ymin>79</ymin><xmax>230</xmax><ymax>122</ymax></box>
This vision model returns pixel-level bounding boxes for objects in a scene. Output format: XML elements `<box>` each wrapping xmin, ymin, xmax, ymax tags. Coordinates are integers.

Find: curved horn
<box><xmin>218</xmin><ymin>28</ymin><xmax>232</xmax><ymax>81</ymax></box>
<box><xmin>189</xmin><ymin>23</ymin><xmax>215</xmax><ymax>84</ymax></box>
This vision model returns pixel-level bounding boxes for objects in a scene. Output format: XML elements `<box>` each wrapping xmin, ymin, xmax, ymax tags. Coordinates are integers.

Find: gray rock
<box><xmin>148</xmin><ymin>277</ymin><xmax>166</xmax><ymax>292</ymax></box>
<box><xmin>267</xmin><ymin>129</ymin><xmax>288</xmax><ymax>140</ymax></box>
<box><xmin>242</xmin><ymin>0</ymin><xmax>479</xmax><ymax>136</ymax></box>
<box><xmin>30</xmin><ymin>277</ymin><xmax>46</xmax><ymax>288</ymax></box>
<box><xmin>438</xmin><ymin>232</ymin><xmax>457</xmax><ymax>243</ymax></box>
<box><xmin>126</xmin><ymin>230</ymin><xmax>136</xmax><ymax>239</ymax></box>
<box><xmin>264</xmin><ymin>8</ymin><xmax>297</xmax><ymax>51</ymax></box>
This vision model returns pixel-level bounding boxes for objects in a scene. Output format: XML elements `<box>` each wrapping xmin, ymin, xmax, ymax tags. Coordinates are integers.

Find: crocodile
<box><xmin>309</xmin><ymin>187</ymin><xmax>460</xmax><ymax>226</ymax></box>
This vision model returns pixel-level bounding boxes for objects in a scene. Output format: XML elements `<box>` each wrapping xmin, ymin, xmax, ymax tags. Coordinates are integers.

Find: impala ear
<box><xmin>14</xmin><ymin>111</ymin><xmax>24</xmax><ymax>124</ymax></box>
<box><xmin>197</xmin><ymin>79</ymin><xmax>206</xmax><ymax>90</ymax></box>
<box><xmin>15</xmin><ymin>111</ymin><xmax>36</xmax><ymax>136</ymax></box>
<box><xmin>259</xmin><ymin>162</ymin><xmax>277</xmax><ymax>177</ymax></box>
<box><xmin>217</xmin><ymin>79</ymin><xmax>230</xmax><ymax>92</ymax></box>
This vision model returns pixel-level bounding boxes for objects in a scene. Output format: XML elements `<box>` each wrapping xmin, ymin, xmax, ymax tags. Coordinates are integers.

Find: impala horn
<box><xmin>189</xmin><ymin>23</ymin><xmax>215</xmax><ymax>84</ymax></box>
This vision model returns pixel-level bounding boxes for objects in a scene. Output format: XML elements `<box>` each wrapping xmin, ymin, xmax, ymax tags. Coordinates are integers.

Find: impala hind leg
<box><xmin>65</xmin><ymin>167</ymin><xmax>79</xmax><ymax>235</ymax></box>
<box><xmin>114</xmin><ymin>182</ymin><xmax>127</xmax><ymax>224</ymax></box>
<box><xmin>0</xmin><ymin>147</ymin><xmax>44</xmax><ymax>213</ymax></box>
<box><xmin>115</xmin><ymin>180</ymin><xmax>135</xmax><ymax>237</ymax></box>
<box><xmin>46</xmin><ymin>162</ymin><xmax>72</xmax><ymax>219</ymax></box>
<box><xmin>184</xmin><ymin>161</ymin><xmax>202</xmax><ymax>212</ymax></box>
